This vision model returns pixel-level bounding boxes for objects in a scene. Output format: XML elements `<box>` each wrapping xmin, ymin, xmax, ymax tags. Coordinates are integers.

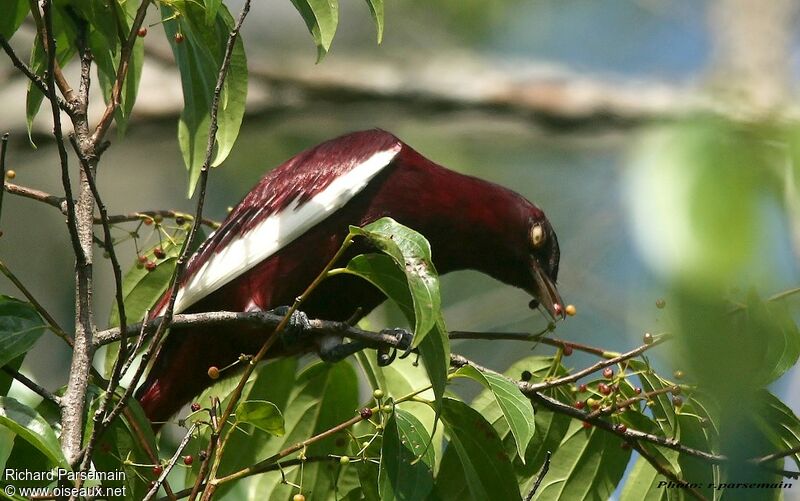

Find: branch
<box><xmin>2</xmin><ymin>366</ymin><xmax>60</xmax><ymax>406</ymax></box>
<box><xmin>0</xmin><ymin>133</ymin><xmax>7</xmax><ymax>222</ymax></box>
<box><xmin>69</xmin><ymin>135</ymin><xmax>130</xmax><ymax>476</ymax></box>
<box><xmin>3</xmin><ymin>182</ymin><xmax>219</xmax><ymax>228</ymax></box>
<box><xmin>90</xmin><ymin>0</ymin><xmax>151</xmax><ymax>145</ymax></box>
<box><xmin>94</xmin><ymin>310</ymin><xmax>410</xmax><ymax>348</ymax></box>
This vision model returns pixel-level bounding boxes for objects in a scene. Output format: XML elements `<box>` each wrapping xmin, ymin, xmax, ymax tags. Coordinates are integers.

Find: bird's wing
<box><xmin>171</xmin><ymin>130</ymin><xmax>403</xmax><ymax>314</ymax></box>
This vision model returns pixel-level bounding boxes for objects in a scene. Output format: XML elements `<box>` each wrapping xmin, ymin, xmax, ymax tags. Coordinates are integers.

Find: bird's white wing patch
<box><xmin>173</xmin><ymin>147</ymin><xmax>400</xmax><ymax>313</ymax></box>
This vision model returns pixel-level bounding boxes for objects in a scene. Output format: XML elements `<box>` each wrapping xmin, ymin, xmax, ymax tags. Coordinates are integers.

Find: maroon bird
<box><xmin>137</xmin><ymin>129</ymin><xmax>563</xmax><ymax>422</ymax></box>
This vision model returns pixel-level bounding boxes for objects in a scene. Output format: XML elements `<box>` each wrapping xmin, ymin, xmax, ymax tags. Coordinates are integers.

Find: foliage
<box><xmin>1</xmin><ymin>0</ymin><xmax>799</xmax><ymax>500</ymax></box>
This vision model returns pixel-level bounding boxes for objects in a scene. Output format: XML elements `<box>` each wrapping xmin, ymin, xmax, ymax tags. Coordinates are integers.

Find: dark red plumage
<box><xmin>137</xmin><ymin>129</ymin><xmax>562</xmax><ymax>423</ymax></box>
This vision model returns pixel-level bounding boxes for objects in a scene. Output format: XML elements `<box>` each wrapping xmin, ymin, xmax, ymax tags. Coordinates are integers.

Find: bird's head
<box><xmin>520</xmin><ymin>213</ymin><xmax>564</xmax><ymax>320</ymax></box>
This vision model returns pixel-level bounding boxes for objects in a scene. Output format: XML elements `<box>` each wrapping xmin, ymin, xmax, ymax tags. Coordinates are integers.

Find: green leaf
<box><xmin>534</xmin><ymin>420</ymin><xmax>631</xmax><ymax>501</ymax></box>
<box><xmin>247</xmin><ymin>361</ymin><xmax>360</xmax><ymax>499</ymax></box>
<box><xmin>628</xmin><ymin>360</ymin><xmax>677</xmax><ymax>436</ymax></box>
<box><xmin>752</xmin><ymin>390</ymin><xmax>800</xmax><ymax>470</ymax></box>
<box><xmin>454</xmin><ymin>364</ymin><xmax>535</xmax><ymax>463</ymax></box>
<box><xmin>379</xmin><ymin>407</ymin><xmax>434</xmax><ymax>500</ymax></box>
<box><xmin>161</xmin><ymin>1</ymin><xmax>248</xmax><ymax>196</ymax></box>
<box><xmin>0</xmin><ymin>426</ymin><xmax>15</xmax><ymax>473</ymax></box>
<box><xmin>349</xmin><ymin>218</ymin><xmax>442</xmax><ymax>350</ymax></box>
<box><xmin>289</xmin><ymin>0</ymin><xmax>339</xmax><ymax>60</ymax></box>
<box><xmin>469</xmin><ymin>357</ymin><xmax>570</xmax><ymax>492</ymax></box>
<box><xmin>340</xmin><ymin>251</ymin><xmax>448</xmax><ymax>413</ymax></box>
<box><xmin>743</xmin><ymin>292</ymin><xmax>800</xmax><ymax>385</ymax></box>
<box><xmin>0</xmin><ymin>0</ymin><xmax>29</xmax><ymax>40</ymax></box>
<box><xmin>363</xmin><ymin>0</ymin><xmax>384</xmax><ymax>43</ymax></box>
<box><xmin>436</xmin><ymin>398</ymin><xmax>521</xmax><ymax>501</ymax></box>
<box><xmin>235</xmin><ymin>400</ymin><xmax>285</xmax><ymax>436</ymax></box>
<box><xmin>0</xmin><ymin>296</ymin><xmax>46</xmax><ymax>369</ymax></box>
<box><xmin>620</xmin><ymin>456</ymin><xmax>672</xmax><ymax>501</ymax></box>
<box><xmin>0</xmin><ymin>396</ymin><xmax>67</xmax><ymax>469</ymax></box>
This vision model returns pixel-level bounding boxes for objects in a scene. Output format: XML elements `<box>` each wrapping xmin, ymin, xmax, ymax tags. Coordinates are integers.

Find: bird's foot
<box><xmin>269</xmin><ymin>306</ymin><xmax>312</xmax><ymax>347</ymax></box>
<box><xmin>377</xmin><ymin>328</ymin><xmax>413</xmax><ymax>366</ymax></box>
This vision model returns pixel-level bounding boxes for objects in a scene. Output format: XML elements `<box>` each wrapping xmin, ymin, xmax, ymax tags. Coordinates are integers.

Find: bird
<box><xmin>136</xmin><ymin>129</ymin><xmax>563</xmax><ymax>423</ymax></box>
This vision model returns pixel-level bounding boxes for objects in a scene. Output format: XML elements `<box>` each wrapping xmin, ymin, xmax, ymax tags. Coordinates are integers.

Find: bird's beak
<box><xmin>529</xmin><ymin>257</ymin><xmax>565</xmax><ymax>321</ymax></box>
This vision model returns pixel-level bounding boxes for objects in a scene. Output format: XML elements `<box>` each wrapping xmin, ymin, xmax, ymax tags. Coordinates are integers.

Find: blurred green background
<box><xmin>1</xmin><ymin>0</ymin><xmax>800</xmax><ymax>495</ymax></box>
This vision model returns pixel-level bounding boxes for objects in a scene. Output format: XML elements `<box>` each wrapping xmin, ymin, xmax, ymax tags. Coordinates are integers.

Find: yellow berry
<box><xmin>5</xmin><ymin>170</ymin><xmax>15</xmax><ymax>180</ymax></box>
<box><xmin>207</xmin><ymin>366</ymin><xmax>220</xmax><ymax>380</ymax></box>
<box><xmin>565</xmin><ymin>304</ymin><xmax>577</xmax><ymax>316</ymax></box>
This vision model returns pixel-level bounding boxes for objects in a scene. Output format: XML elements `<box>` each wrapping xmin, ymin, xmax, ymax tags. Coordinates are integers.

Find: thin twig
<box><xmin>525</xmin><ymin>334</ymin><xmax>671</xmax><ymax>392</ymax></box>
<box><xmin>524</xmin><ymin>450</ymin><xmax>551</xmax><ymax>500</ymax></box>
<box><xmin>0</xmin><ymin>133</ymin><xmax>8</xmax><ymax>222</ymax></box>
<box><xmin>90</xmin><ymin>0</ymin><xmax>151</xmax><ymax>146</ymax></box>
<box><xmin>2</xmin><ymin>366</ymin><xmax>60</xmax><ymax>405</ymax></box>
<box><xmin>4</xmin><ymin>181</ymin><xmax>219</xmax><ymax>227</ymax></box>
<box><xmin>0</xmin><ymin>35</ymin><xmax>74</xmax><ymax>115</ymax></box>
<box><xmin>163</xmin><ymin>456</ymin><xmax>341</xmax><ymax>501</ymax></box>
<box><xmin>143</xmin><ymin>422</ymin><xmax>198</xmax><ymax>501</ymax></box>
<box><xmin>450</xmin><ymin>330</ymin><xmax>610</xmax><ymax>357</ymax></box>
<box><xmin>754</xmin><ymin>445</ymin><xmax>800</xmax><ymax>465</ymax></box>
<box><xmin>188</xmin><ymin>397</ymin><xmax>219</xmax><ymax>501</ymax></box>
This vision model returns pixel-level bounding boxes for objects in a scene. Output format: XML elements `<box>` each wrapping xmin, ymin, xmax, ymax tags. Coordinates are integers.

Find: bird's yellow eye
<box><xmin>530</xmin><ymin>223</ymin><xmax>545</xmax><ymax>248</ymax></box>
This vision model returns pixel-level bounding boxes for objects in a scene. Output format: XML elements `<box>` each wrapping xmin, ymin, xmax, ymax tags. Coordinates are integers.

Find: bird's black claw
<box><xmin>376</xmin><ymin>328</ymin><xmax>413</xmax><ymax>366</ymax></box>
<box><xmin>269</xmin><ymin>306</ymin><xmax>311</xmax><ymax>346</ymax></box>
<box><xmin>380</xmin><ymin>328</ymin><xmax>413</xmax><ymax>351</ymax></box>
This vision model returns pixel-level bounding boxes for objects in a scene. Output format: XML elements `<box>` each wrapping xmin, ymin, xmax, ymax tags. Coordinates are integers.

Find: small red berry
<box><xmin>578</xmin><ymin>383</ymin><xmax>587</xmax><ymax>393</ymax></box>
<box><xmin>137</xmin><ymin>27</ymin><xmax>147</xmax><ymax>37</ymax></box>
<box><xmin>143</xmin><ymin>218</ymin><xmax>153</xmax><ymax>226</ymax></box>
<box><xmin>154</xmin><ymin>247</ymin><xmax>166</xmax><ymax>259</ymax></box>
<box><xmin>598</xmin><ymin>383</ymin><xmax>611</xmax><ymax>395</ymax></box>
<box><xmin>138</xmin><ymin>255</ymin><xmax>148</xmax><ymax>264</ymax></box>
<box><xmin>145</xmin><ymin>260</ymin><xmax>156</xmax><ymax>272</ymax></box>
<box><xmin>360</xmin><ymin>407</ymin><xmax>373</xmax><ymax>419</ymax></box>
<box><xmin>174</xmin><ymin>32</ymin><xmax>185</xmax><ymax>44</ymax></box>
<box><xmin>603</xmin><ymin>367</ymin><xmax>613</xmax><ymax>379</ymax></box>
<box><xmin>190</xmin><ymin>402</ymin><xmax>201</xmax><ymax>412</ymax></box>
<box><xmin>183</xmin><ymin>455</ymin><xmax>193</xmax><ymax>465</ymax></box>
<box><xmin>634</xmin><ymin>387</ymin><xmax>642</xmax><ymax>395</ymax></box>
<box><xmin>153</xmin><ymin>465</ymin><xmax>163</xmax><ymax>476</ymax></box>
<box><xmin>207</xmin><ymin>366</ymin><xmax>220</xmax><ymax>379</ymax></box>
<box><xmin>614</xmin><ymin>424</ymin><xmax>627</xmax><ymax>433</ymax></box>
<box><xmin>582</xmin><ymin>421</ymin><xmax>592</xmax><ymax>430</ymax></box>
<box><xmin>574</xmin><ymin>401</ymin><xmax>585</xmax><ymax>410</ymax></box>
<box><xmin>563</xmin><ymin>345</ymin><xmax>573</xmax><ymax>356</ymax></box>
